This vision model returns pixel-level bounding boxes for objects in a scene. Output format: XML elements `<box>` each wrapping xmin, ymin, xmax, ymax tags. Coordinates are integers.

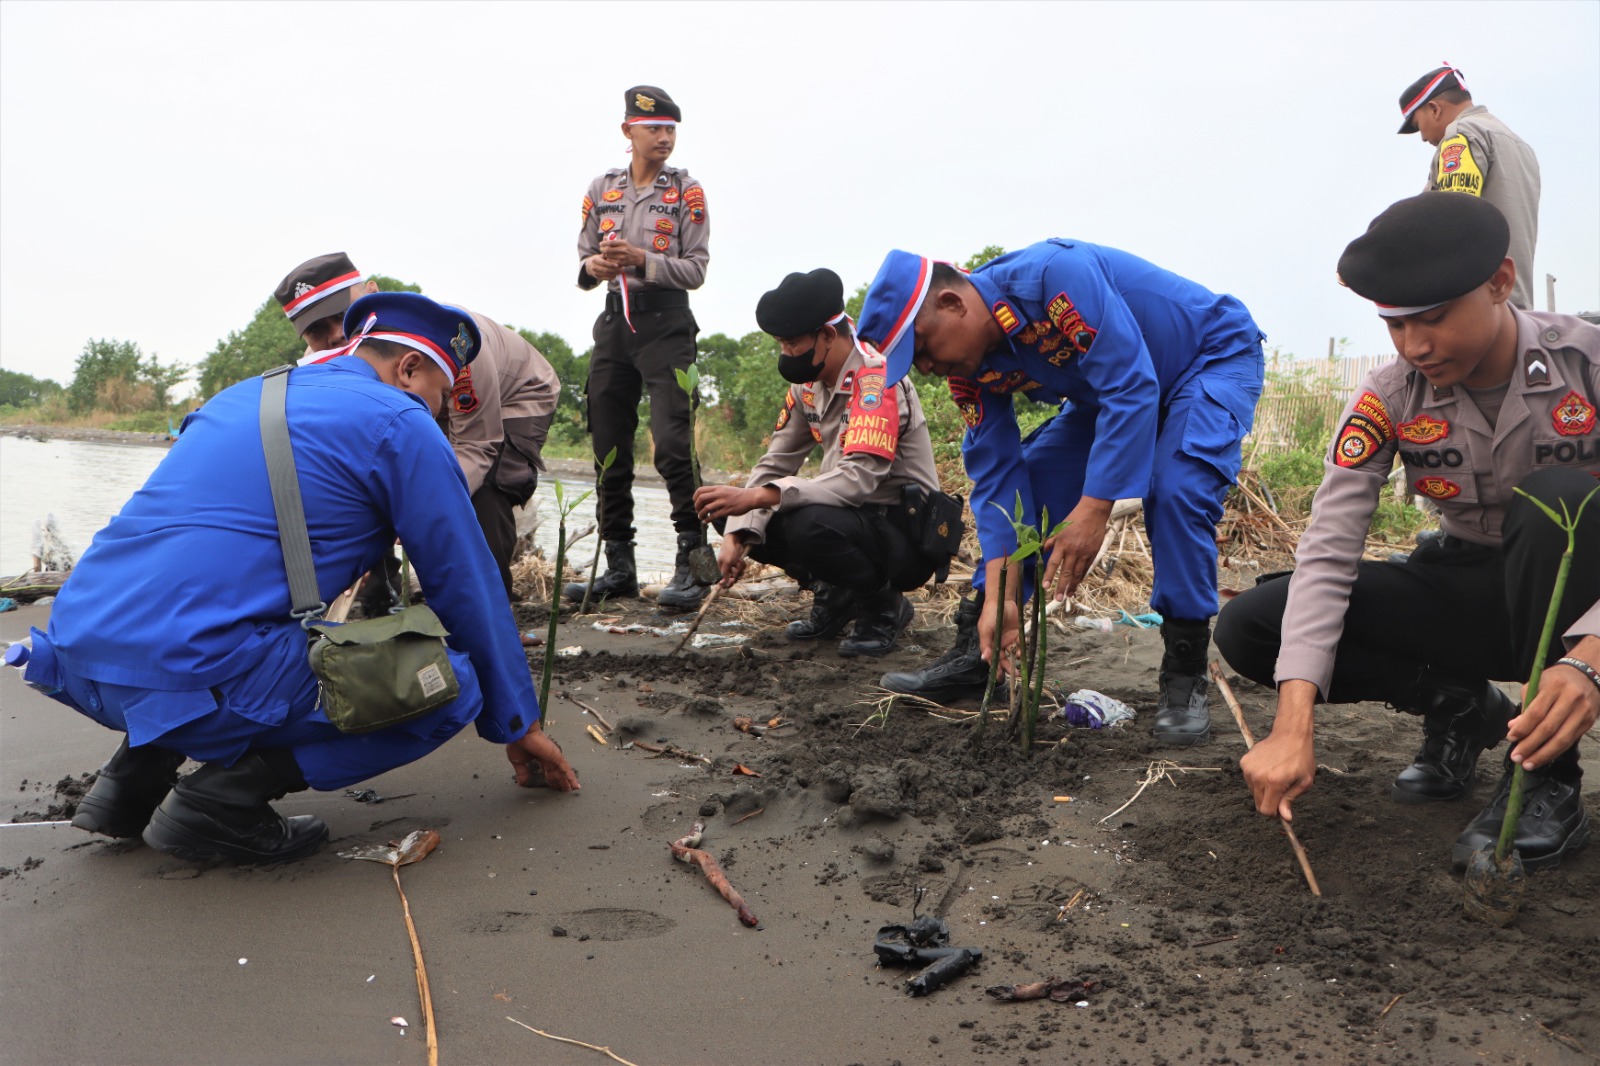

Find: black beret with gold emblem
<box><xmin>1337</xmin><ymin>194</ymin><xmax>1510</xmax><ymax>316</ymax></box>
<box><xmin>756</xmin><ymin>269</ymin><xmax>846</xmax><ymax>339</ymax></box>
<box><xmin>624</xmin><ymin>85</ymin><xmax>680</xmax><ymax>123</ymax></box>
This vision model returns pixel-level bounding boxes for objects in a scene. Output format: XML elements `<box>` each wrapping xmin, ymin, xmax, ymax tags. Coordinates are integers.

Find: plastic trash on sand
<box><xmin>690</xmin><ymin>632</ymin><xmax>748</xmax><ymax>649</ymax></box>
<box><xmin>1057</xmin><ymin>689</ymin><xmax>1136</xmax><ymax>729</ymax></box>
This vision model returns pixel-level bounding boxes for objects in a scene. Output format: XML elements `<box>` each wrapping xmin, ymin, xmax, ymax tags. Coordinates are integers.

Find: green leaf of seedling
<box><xmin>1009</xmin><ymin>543</ymin><xmax>1040</xmax><ymax>564</ymax></box>
<box><xmin>1513</xmin><ymin>487</ymin><xmax>1566</xmax><ymax>529</ymax></box>
<box><xmin>675</xmin><ymin>366</ymin><xmax>701</xmax><ymax>395</ymax></box>
<box><xmin>552</xmin><ymin>479</ymin><xmax>566</xmax><ymax>509</ymax></box>
<box><xmin>599</xmin><ymin>445</ymin><xmax>619</xmax><ymax>471</ymax></box>
<box><xmin>570</xmin><ymin>488</ymin><xmax>594</xmax><ymax>511</ymax></box>
<box><xmin>1012</xmin><ymin>492</ymin><xmax>1025</xmax><ymax>524</ymax></box>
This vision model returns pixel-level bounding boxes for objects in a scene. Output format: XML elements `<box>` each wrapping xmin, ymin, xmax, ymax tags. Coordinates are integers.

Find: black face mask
<box><xmin>777</xmin><ymin>334</ymin><xmax>823</xmax><ymax>385</ymax></box>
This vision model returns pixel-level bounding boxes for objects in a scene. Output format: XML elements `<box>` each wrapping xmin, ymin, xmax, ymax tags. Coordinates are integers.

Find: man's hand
<box><xmin>1240</xmin><ymin>680</ymin><xmax>1318</xmax><ymax>821</ymax></box>
<box><xmin>1510</xmin><ymin>637</ymin><xmax>1600</xmax><ymax>771</ymax></box>
<box><xmin>506</xmin><ymin>720</ymin><xmax>580</xmax><ymax>792</ymax></box>
<box><xmin>716</xmin><ymin>535</ymin><xmax>750</xmax><ymax>588</ymax></box>
<box><xmin>694</xmin><ymin>484</ymin><xmax>778</xmax><ymax>523</ymax></box>
<box><xmin>585</xmin><ymin>254</ymin><xmax>621</xmax><ymax>281</ymax></box>
<box><xmin>976</xmin><ymin>558</ymin><xmax>1022</xmax><ymax>679</ymax></box>
<box><xmin>1041</xmin><ymin>497</ymin><xmax>1112</xmax><ymax>601</ymax></box>
<box><xmin>599</xmin><ymin>239</ymin><xmax>647</xmax><ymax>269</ymax></box>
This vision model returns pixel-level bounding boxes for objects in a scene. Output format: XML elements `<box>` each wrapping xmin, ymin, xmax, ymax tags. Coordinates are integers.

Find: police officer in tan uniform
<box><xmin>693</xmin><ymin>269</ymin><xmax>943</xmax><ymax>657</ymax></box>
<box><xmin>1397</xmin><ymin>64</ymin><xmax>1541</xmax><ymax>310</ymax></box>
<box><xmin>275</xmin><ymin>253</ymin><xmax>561</xmax><ymax>599</ymax></box>
<box><xmin>564</xmin><ymin>86</ymin><xmax>713</xmax><ymax>610</ymax></box>
<box><xmin>1216</xmin><ymin>194</ymin><xmax>1600</xmax><ymax>871</ymax></box>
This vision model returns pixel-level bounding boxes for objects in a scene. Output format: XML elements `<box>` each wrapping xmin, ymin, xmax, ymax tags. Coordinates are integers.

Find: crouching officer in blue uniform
<box><xmin>692</xmin><ymin>269</ymin><xmax>944</xmax><ymax>656</ymax></box>
<box><xmin>20</xmin><ymin>293</ymin><xmax>580</xmax><ymax>866</ymax></box>
<box><xmin>860</xmin><ymin>243</ymin><xmax>1264</xmax><ymax>743</ymax></box>
<box><xmin>1216</xmin><ymin>194</ymin><xmax>1599</xmax><ymax>870</ymax></box>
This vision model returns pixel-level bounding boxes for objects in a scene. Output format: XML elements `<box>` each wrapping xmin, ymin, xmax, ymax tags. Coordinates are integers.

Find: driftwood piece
<box><xmin>670</xmin><ymin>821</ymin><xmax>759</xmax><ymax>927</ymax></box>
<box><xmin>0</xmin><ymin>571</ymin><xmax>69</xmax><ymax>603</ymax></box>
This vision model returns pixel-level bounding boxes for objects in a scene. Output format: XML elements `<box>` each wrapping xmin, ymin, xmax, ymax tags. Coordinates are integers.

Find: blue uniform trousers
<box><xmin>973</xmin><ymin>350</ymin><xmax>1260</xmax><ymax>623</ymax></box>
<box><xmin>27</xmin><ymin>624</ymin><xmax>484</xmax><ymax>792</ymax></box>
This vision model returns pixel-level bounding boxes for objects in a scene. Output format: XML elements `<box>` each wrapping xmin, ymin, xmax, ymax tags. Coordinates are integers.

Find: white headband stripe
<box><xmin>882</xmin><ymin>258</ymin><xmax>934</xmax><ymax>360</ymax></box>
<box><xmin>624</xmin><ymin>117</ymin><xmax>676</xmax><ymax>127</ymax></box>
<box><xmin>1375</xmin><ymin>301</ymin><xmax>1446</xmax><ymax>318</ymax></box>
<box><xmin>364</xmin><ymin>330</ymin><xmax>458</xmax><ymax>379</ymax></box>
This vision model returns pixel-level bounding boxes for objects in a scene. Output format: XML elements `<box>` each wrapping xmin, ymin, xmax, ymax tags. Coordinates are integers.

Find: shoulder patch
<box><xmin>451</xmin><ymin>366</ymin><xmax>479</xmax><ymax>415</ymax></box>
<box><xmin>581</xmin><ymin>194</ymin><xmax>594</xmax><ymax>226</ymax></box>
<box><xmin>1524</xmin><ymin>350</ymin><xmax>1551</xmax><ymax>387</ymax></box>
<box><xmin>1333</xmin><ymin>390</ymin><xmax>1396</xmax><ymax>469</ymax></box>
<box><xmin>1414</xmin><ymin>476</ymin><xmax>1461</xmax><ymax>501</ymax></box>
<box><xmin>774</xmin><ymin>389</ymin><xmax>796</xmax><ymax>431</ymax></box>
<box><xmin>948</xmin><ymin>376</ymin><xmax>984</xmax><ymax>430</ymax></box>
<box><xmin>1552</xmin><ymin>390</ymin><xmax>1597</xmax><ymax>437</ymax></box>
<box><xmin>683</xmin><ymin>185</ymin><xmax>707</xmax><ymax>225</ymax></box>
<box><xmin>991</xmin><ymin>301</ymin><xmax>1020</xmax><ymax>333</ymax></box>
<box><xmin>1398</xmin><ymin>414</ymin><xmax>1448</xmax><ymax>445</ymax></box>
<box><xmin>843</xmin><ymin>369</ymin><xmax>900</xmax><ymax>460</ymax></box>
<box><xmin>1045</xmin><ymin>291</ymin><xmax>1097</xmax><ymax>356</ymax></box>
<box><xmin>1435</xmin><ymin>134</ymin><xmax>1483</xmax><ymax>196</ymax></box>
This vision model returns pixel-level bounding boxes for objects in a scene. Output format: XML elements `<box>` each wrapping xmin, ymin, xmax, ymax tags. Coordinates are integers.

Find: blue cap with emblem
<box><xmin>857</xmin><ymin>250</ymin><xmax>936</xmax><ymax>387</ymax></box>
<box><xmin>340</xmin><ymin>292</ymin><xmax>480</xmax><ymax>380</ymax></box>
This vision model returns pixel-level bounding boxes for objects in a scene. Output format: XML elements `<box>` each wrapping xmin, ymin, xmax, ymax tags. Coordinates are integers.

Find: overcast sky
<box><xmin>1</xmin><ymin>1</ymin><xmax>1596</xmax><ymax>392</ymax></box>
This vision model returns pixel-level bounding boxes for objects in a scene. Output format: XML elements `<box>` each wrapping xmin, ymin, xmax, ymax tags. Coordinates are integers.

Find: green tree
<box><xmin>517</xmin><ymin>329</ymin><xmax>588</xmax><ymax>445</ymax></box>
<box><xmin>67</xmin><ymin>338</ymin><xmax>144</xmax><ymax>413</ymax></box>
<box><xmin>0</xmin><ymin>368</ymin><xmax>62</xmax><ymax>408</ymax></box>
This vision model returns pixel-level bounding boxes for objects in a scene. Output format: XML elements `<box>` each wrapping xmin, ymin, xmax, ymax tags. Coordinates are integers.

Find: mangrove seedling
<box><xmin>1464</xmin><ymin>484</ymin><xmax>1599</xmax><ymax>926</ymax></box>
<box><xmin>577</xmin><ymin>446</ymin><xmax>619</xmax><ymax>615</ymax></box>
<box><xmin>539</xmin><ymin>478</ymin><xmax>593</xmax><ymax>723</ymax></box>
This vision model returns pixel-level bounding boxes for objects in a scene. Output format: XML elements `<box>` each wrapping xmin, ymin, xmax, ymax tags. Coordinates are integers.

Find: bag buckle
<box><xmin>293</xmin><ymin>603</ymin><xmax>329</xmax><ymax>630</ymax></box>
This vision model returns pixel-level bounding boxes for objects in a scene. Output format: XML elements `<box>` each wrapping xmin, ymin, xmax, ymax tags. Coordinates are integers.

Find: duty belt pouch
<box><xmin>902</xmin><ymin>484</ymin><xmax>966</xmax><ymax>583</ymax></box>
<box><xmin>258</xmin><ymin>365</ymin><xmax>459</xmax><ymax>736</ymax></box>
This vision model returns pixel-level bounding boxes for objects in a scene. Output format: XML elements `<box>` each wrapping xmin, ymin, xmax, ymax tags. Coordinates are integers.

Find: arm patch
<box><xmin>774</xmin><ymin>389</ymin><xmax>796</xmax><ymax>431</ymax></box>
<box><xmin>1332</xmin><ymin>390</ymin><xmax>1395</xmax><ymax>468</ymax></box>
<box><xmin>948</xmin><ymin>376</ymin><xmax>984</xmax><ymax>429</ymax></box>
<box><xmin>1436</xmin><ymin>134</ymin><xmax>1484</xmax><ymax>196</ymax></box>
<box><xmin>842</xmin><ymin>370</ymin><xmax>900</xmax><ymax>459</ymax></box>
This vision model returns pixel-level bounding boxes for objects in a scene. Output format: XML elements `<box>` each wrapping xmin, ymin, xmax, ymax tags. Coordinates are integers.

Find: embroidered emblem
<box><xmin>599</xmin><ymin>218</ymin><xmax>616</xmax><ymax>232</ymax></box>
<box><xmin>450</xmin><ymin>324</ymin><xmax>472</xmax><ymax>364</ymax></box>
<box><xmin>809</xmin><ymin>424</ymin><xmax>822</xmax><ymax>443</ymax></box>
<box><xmin>602</xmin><ymin>189</ymin><xmax>623</xmax><ymax>202</ymax></box>
<box><xmin>856</xmin><ymin>371</ymin><xmax>884</xmax><ymax>411</ymax></box>
<box><xmin>655</xmin><ymin>218</ymin><xmax>674</xmax><ymax>233</ymax></box>
<box><xmin>992</xmin><ymin>301</ymin><xmax>1019</xmax><ymax>333</ymax></box>
<box><xmin>948</xmin><ymin>377</ymin><xmax>983</xmax><ymax>429</ymax></box>
<box><xmin>1415</xmin><ymin>476</ymin><xmax>1461</xmax><ymax>500</ymax></box>
<box><xmin>652</xmin><ymin>233</ymin><xmax>670</xmax><ymax>251</ymax></box>
<box><xmin>1552</xmin><ymin>390</ymin><xmax>1598</xmax><ymax>437</ymax></box>
<box><xmin>844</xmin><ymin>370</ymin><xmax>899</xmax><ymax>460</ymax></box>
<box><xmin>774</xmin><ymin>390</ymin><xmax>795</xmax><ymax>431</ymax></box>
<box><xmin>1398</xmin><ymin>414</ymin><xmax>1449</xmax><ymax>445</ymax></box>
<box><xmin>450</xmin><ymin>365</ymin><xmax>478</xmax><ymax>414</ymax></box>
<box><xmin>635</xmin><ymin>93</ymin><xmax>656</xmax><ymax>112</ymax></box>
<box><xmin>689</xmin><ymin>207</ymin><xmax>705</xmax><ymax>224</ymax></box>
<box><xmin>1440</xmin><ymin>142</ymin><xmax>1466</xmax><ymax>173</ymax></box>
<box><xmin>801</xmin><ymin>388</ymin><xmax>815</xmax><ymax>407</ymax></box>
<box><xmin>839</xmin><ymin>370</ymin><xmax>856</xmax><ymax>391</ymax></box>
<box><xmin>293</xmin><ymin>281</ymin><xmax>314</xmax><ymax>298</ymax></box>
<box><xmin>975</xmin><ymin>370</ymin><xmax>1003</xmax><ymax>384</ymax></box>
<box><xmin>1335</xmin><ymin>421</ymin><xmax>1380</xmax><ymax>467</ymax></box>
<box><xmin>581</xmin><ymin>195</ymin><xmax>594</xmax><ymax>225</ymax></box>
<box><xmin>1435</xmin><ymin>134</ymin><xmax>1483</xmax><ymax>195</ymax></box>
<box><xmin>1350</xmin><ymin>391</ymin><xmax>1395</xmax><ymax>439</ymax></box>
<box><xmin>663</xmin><ymin>187</ymin><xmax>680</xmax><ymax>204</ymax></box>
<box><xmin>683</xmin><ymin>185</ymin><xmax>706</xmax><ymax>224</ymax></box>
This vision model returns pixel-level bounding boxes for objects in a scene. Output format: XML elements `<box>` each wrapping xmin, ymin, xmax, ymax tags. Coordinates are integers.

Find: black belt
<box><xmin>605</xmin><ymin>289</ymin><xmax>689</xmax><ymax>314</ymax></box>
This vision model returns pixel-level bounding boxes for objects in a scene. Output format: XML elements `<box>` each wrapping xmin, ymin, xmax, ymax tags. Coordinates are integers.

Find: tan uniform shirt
<box><xmin>727</xmin><ymin>345</ymin><xmax>940</xmax><ymax>545</ymax></box>
<box><xmin>448</xmin><ymin>312</ymin><xmax>560</xmax><ymax>497</ymax></box>
<box><xmin>1424</xmin><ymin>105</ymin><xmax>1541</xmax><ymax>310</ymax></box>
<box><xmin>1278</xmin><ymin>310</ymin><xmax>1600</xmax><ymax>695</ymax></box>
<box><xmin>576</xmin><ymin>165</ymin><xmax>710</xmax><ymax>293</ymax></box>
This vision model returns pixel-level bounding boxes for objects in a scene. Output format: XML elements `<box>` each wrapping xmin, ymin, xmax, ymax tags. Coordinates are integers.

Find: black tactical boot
<box><xmin>142</xmin><ymin>749</ymin><xmax>328</xmax><ymax>865</ymax></box>
<box><xmin>1152</xmin><ymin>618</ymin><xmax>1212</xmax><ymax>746</ymax></box>
<box><xmin>839</xmin><ymin>586</ymin><xmax>914</xmax><ymax>658</ymax></box>
<box><xmin>71</xmin><ymin>737</ymin><xmax>185</xmax><ymax>839</ymax></box>
<box><xmin>1391</xmin><ymin>674</ymin><xmax>1514</xmax><ymax>803</ymax></box>
<box><xmin>881</xmin><ymin>592</ymin><xmax>992</xmax><ymax>701</ymax></box>
<box><xmin>787</xmin><ymin>582</ymin><xmax>859</xmax><ymax>641</ymax></box>
<box><xmin>1452</xmin><ymin>760</ymin><xmax>1589</xmax><ymax>870</ymax></box>
<box><xmin>563</xmin><ymin>540</ymin><xmax>639</xmax><ymax>603</ymax></box>
<box><xmin>657</xmin><ymin>531</ymin><xmax>708</xmax><ymax>611</ymax></box>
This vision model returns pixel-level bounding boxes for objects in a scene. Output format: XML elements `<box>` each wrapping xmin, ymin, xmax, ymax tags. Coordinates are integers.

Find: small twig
<box><xmin>394</xmin><ymin>865</ymin><xmax>438</xmax><ymax>1066</ymax></box>
<box><xmin>671</xmin><ymin>821</ymin><xmax>759</xmax><ymax>926</ymax></box>
<box><xmin>730</xmin><ymin>807</ymin><xmax>765</xmax><ymax>826</ymax></box>
<box><xmin>671</xmin><ymin>583</ymin><xmax>726</xmax><ymax>655</ymax></box>
<box><xmin>1210</xmin><ymin>662</ymin><xmax>1323</xmax><ymax>897</ymax></box>
<box><xmin>562</xmin><ymin>691</ymin><xmax>615</xmax><ymax>733</ymax></box>
<box><xmin>1099</xmin><ymin>761</ymin><xmax>1219</xmax><ymax>824</ymax></box>
<box><xmin>505</xmin><ymin>1017</ymin><xmax>641</xmax><ymax>1066</ymax></box>
<box><xmin>1532</xmin><ymin>1018</ymin><xmax>1592</xmax><ymax>1057</ymax></box>
<box><xmin>628</xmin><ymin>739</ymin><xmax>710</xmax><ymax>765</ymax></box>
<box><xmin>1190</xmin><ymin>934</ymin><xmax>1240</xmax><ymax>949</ymax></box>
<box><xmin>1377</xmin><ymin>992</ymin><xmax>1406</xmax><ymax>1022</ymax></box>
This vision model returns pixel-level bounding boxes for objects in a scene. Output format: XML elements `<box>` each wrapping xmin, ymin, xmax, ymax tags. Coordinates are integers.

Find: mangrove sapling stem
<box><xmin>1021</xmin><ymin>562</ymin><xmax>1046</xmax><ymax>755</ymax></box>
<box><xmin>578</xmin><ymin>446</ymin><xmax>619</xmax><ymax>616</ymax></box>
<box><xmin>1495</xmin><ymin>486</ymin><xmax>1599</xmax><ymax>863</ymax></box>
<box><xmin>971</xmin><ymin>562</ymin><xmax>1009</xmax><ymax>745</ymax></box>
<box><xmin>539</xmin><ymin>479</ymin><xmax>595</xmax><ymax>723</ymax></box>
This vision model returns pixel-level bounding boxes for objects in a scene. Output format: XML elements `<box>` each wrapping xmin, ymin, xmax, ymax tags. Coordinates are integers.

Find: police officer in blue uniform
<box><xmin>22</xmin><ymin>293</ymin><xmax>579</xmax><ymax>866</ymax></box>
<box><xmin>860</xmin><ymin>243</ymin><xmax>1264</xmax><ymax>743</ymax></box>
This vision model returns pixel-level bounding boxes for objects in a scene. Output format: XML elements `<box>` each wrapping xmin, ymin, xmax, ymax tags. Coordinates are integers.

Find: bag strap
<box><xmin>259</xmin><ymin>365</ymin><xmax>327</xmax><ymax>626</ymax></box>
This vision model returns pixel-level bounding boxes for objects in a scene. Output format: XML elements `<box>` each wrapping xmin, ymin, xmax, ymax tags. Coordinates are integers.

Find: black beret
<box><xmin>1337</xmin><ymin>194</ymin><xmax>1510</xmax><ymax>313</ymax></box>
<box><xmin>624</xmin><ymin>85</ymin><xmax>680</xmax><ymax>122</ymax></box>
<box><xmin>755</xmin><ymin>269</ymin><xmax>846</xmax><ymax>338</ymax></box>
<box><xmin>1397</xmin><ymin>65</ymin><xmax>1466</xmax><ymax>134</ymax></box>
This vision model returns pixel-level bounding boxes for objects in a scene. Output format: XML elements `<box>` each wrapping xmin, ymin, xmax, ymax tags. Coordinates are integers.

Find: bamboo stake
<box><xmin>670</xmin><ymin>582</ymin><xmax>725</xmax><ymax>655</ymax></box>
<box><xmin>1209</xmin><ymin>662</ymin><xmax>1323</xmax><ymax>897</ymax></box>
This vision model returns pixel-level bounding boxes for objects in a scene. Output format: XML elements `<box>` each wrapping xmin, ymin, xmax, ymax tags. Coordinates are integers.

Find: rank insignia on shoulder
<box><xmin>775</xmin><ymin>390</ymin><xmax>796</xmax><ymax>431</ymax></box>
<box><xmin>1414</xmin><ymin>476</ymin><xmax>1461</xmax><ymax>500</ymax></box>
<box><xmin>581</xmin><ymin>195</ymin><xmax>594</xmax><ymax>224</ymax></box>
<box><xmin>603</xmin><ymin>189</ymin><xmax>623</xmax><ymax>202</ymax></box>
<box><xmin>1524</xmin><ymin>351</ymin><xmax>1550</xmax><ymax>387</ymax></box>
<box><xmin>1552</xmin><ymin>390</ymin><xmax>1597</xmax><ymax>437</ymax></box>
<box><xmin>1398</xmin><ymin>414</ymin><xmax>1448</xmax><ymax>445</ymax></box>
<box><xmin>991</xmin><ymin>301</ymin><xmax>1019</xmax><ymax>333</ymax></box>
<box><xmin>652</xmin><ymin>233</ymin><xmax>670</xmax><ymax>251</ymax></box>
<box><xmin>663</xmin><ymin>187</ymin><xmax>680</xmax><ymax>204</ymax></box>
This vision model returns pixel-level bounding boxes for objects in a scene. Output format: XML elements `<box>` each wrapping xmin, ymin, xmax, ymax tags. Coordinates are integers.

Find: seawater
<box><xmin>0</xmin><ymin>435</ymin><xmax>682</xmax><ymax>583</ymax></box>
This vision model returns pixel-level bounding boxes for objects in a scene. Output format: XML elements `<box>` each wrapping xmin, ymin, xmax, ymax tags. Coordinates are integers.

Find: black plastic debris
<box><xmin>873</xmin><ymin>892</ymin><xmax>983</xmax><ymax>997</ymax></box>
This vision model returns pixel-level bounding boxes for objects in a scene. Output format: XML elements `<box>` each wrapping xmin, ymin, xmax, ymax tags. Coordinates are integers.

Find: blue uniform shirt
<box><xmin>955</xmin><ymin>239</ymin><xmax>1262</xmax><ymax>562</ymax></box>
<box><xmin>46</xmin><ymin>359</ymin><xmax>538</xmax><ymax>744</ymax></box>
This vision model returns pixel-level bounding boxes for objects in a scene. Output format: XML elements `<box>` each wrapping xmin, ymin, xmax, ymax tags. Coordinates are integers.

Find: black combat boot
<box><xmin>563</xmin><ymin>540</ymin><xmax>639</xmax><ymax>603</ymax></box>
<box><xmin>880</xmin><ymin>592</ymin><xmax>992</xmax><ymax>701</ymax></box>
<box><xmin>142</xmin><ymin>749</ymin><xmax>328</xmax><ymax>865</ymax></box>
<box><xmin>1152</xmin><ymin>618</ymin><xmax>1212</xmax><ymax>746</ymax></box>
<box><xmin>657</xmin><ymin>531</ymin><xmax>708</xmax><ymax>611</ymax></box>
<box><xmin>787</xmin><ymin>582</ymin><xmax>859</xmax><ymax>641</ymax></box>
<box><xmin>1452</xmin><ymin>759</ymin><xmax>1589</xmax><ymax>870</ymax></box>
<box><xmin>1390</xmin><ymin>672</ymin><xmax>1514</xmax><ymax>803</ymax></box>
<box><xmin>839</xmin><ymin>585</ymin><xmax>914</xmax><ymax>658</ymax></box>
<box><xmin>71</xmin><ymin>737</ymin><xmax>186</xmax><ymax>839</ymax></box>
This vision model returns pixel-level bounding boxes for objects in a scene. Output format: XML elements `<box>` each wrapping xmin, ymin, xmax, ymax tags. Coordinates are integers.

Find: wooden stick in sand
<box><xmin>1209</xmin><ymin>662</ymin><xmax>1323</xmax><ymax>897</ymax></box>
<box><xmin>670</xmin><ymin>582</ymin><xmax>725</xmax><ymax>655</ymax></box>
<box><xmin>670</xmin><ymin>821</ymin><xmax>759</xmax><ymax>927</ymax></box>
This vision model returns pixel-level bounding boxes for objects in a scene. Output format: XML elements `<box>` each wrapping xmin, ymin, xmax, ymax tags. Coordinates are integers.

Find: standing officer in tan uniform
<box><xmin>564</xmin><ymin>86</ymin><xmax>712</xmax><ymax>611</ymax></box>
<box><xmin>275</xmin><ymin>253</ymin><xmax>561</xmax><ymax>599</ymax></box>
<box><xmin>1398</xmin><ymin>64</ymin><xmax>1541</xmax><ymax>310</ymax></box>
<box><xmin>693</xmin><ymin>269</ymin><xmax>945</xmax><ymax>657</ymax></box>
<box><xmin>1216</xmin><ymin>193</ymin><xmax>1600</xmax><ymax>871</ymax></box>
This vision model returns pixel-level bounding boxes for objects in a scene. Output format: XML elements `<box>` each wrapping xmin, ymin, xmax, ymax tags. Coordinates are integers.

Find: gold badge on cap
<box><xmin>451</xmin><ymin>323</ymin><xmax>471</xmax><ymax>363</ymax></box>
<box><xmin>635</xmin><ymin>93</ymin><xmax>656</xmax><ymax>112</ymax></box>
